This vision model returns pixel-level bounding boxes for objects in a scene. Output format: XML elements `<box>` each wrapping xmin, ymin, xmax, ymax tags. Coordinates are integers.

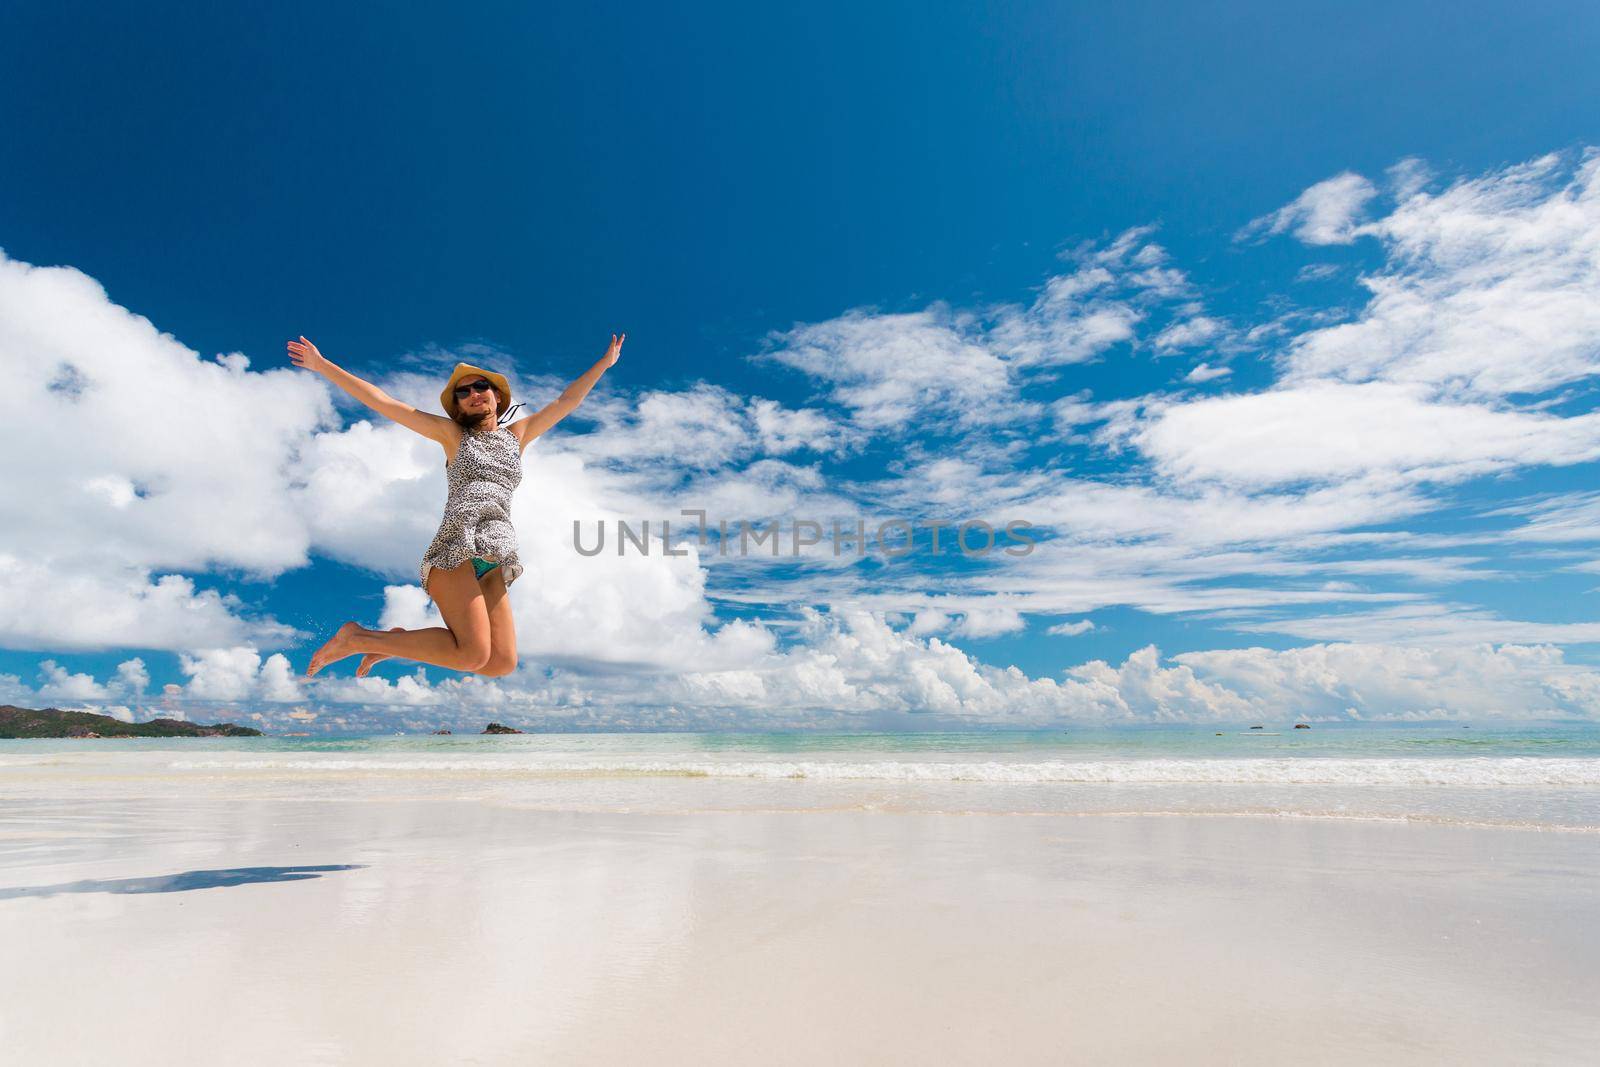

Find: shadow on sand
<box><xmin>0</xmin><ymin>864</ymin><xmax>367</xmax><ymax>900</ymax></box>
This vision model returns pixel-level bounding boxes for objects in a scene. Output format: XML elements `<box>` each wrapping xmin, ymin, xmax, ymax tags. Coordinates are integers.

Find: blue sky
<box><xmin>5</xmin><ymin>2</ymin><xmax>1600</xmax><ymax>729</ymax></box>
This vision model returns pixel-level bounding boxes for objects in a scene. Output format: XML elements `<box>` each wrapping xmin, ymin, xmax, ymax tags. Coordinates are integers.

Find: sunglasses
<box><xmin>453</xmin><ymin>379</ymin><xmax>495</xmax><ymax>400</ymax></box>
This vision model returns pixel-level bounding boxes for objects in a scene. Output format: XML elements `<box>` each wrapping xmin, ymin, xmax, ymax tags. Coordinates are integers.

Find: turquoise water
<box><xmin>8</xmin><ymin>719</ymin><xmax>1600</xmax><ymax>759</ymax></box>
<box><xmin>7</xmin><ymin>722</ymin><xmax>1600</xmax><ymax>828</ymax></box>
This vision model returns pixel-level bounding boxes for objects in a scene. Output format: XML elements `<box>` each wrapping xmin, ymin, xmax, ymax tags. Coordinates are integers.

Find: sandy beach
<box><xmin>3</xmin><ymin>747</ymin><xmax>1599</xmax><ymax>1065</ymax></box>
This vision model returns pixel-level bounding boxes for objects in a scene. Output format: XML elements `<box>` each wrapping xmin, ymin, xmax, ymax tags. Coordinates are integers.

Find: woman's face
<box><xmin>453</xmin><ymin>377</ymin><xmax>500</xmax><ymax>424</ymax></box>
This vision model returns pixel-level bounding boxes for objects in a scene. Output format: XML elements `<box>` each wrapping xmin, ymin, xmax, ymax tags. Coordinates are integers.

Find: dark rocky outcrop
<box><xmin>0</xmin><ymin>705</ymin><xmax>262</xmax><ymax>739</ymax></box>
<box><xmin>482</xmin><ymin>722</ymin><xmax>523</xmax><ymax>734</ymax></box>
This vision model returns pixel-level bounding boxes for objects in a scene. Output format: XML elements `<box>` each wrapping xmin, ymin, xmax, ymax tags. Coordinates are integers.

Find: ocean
<box><xmin>6</xmin><ymin>720</ymin><xmax>1600</xmax><ymax>830</ymax></box>
<box><xmin>6</xmin><ymin>721</ymin><xmax>1600</xmax><ymax>1063</ymax></box>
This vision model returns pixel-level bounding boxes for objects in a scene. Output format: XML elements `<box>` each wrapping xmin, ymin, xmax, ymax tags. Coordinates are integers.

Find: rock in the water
<box><xmin>482</xmin><ymin>722</ymin><xmax>523</xmax><ymax>735</ymax></box>
<box><xmin>1294</xmin><ymin>723</ymin><xmax>1310</xmax><ymax>729</ymax></box>
<box><xmin>431</xmin><ymin>729</ymin><xmax>452</xmax><ymax>735</ymax></box>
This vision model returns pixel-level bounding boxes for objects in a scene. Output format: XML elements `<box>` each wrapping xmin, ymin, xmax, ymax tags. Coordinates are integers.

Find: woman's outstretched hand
<box><xmin>603</xmin><ymin>332</ymin><xmax>625</xmax><ymax>368</ymax></box>
<box><xmin>287</xmin><ymin>336</ymin><xmax>330</xmax><ymax>374</ymax></box>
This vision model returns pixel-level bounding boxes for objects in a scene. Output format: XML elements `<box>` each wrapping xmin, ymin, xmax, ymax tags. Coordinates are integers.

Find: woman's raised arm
<box><xmin>507</xmin><ymin>333</ymin><xmax>624</xmax><ymax>449</ymax></box>
<box><xmin>288</xmin><ymin>336</ymin><xmax>456</xmax><ymax>444</ymax></box>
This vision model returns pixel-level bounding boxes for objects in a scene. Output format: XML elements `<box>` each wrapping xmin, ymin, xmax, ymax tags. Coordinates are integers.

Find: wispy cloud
<box><xmin>748</xmin><ymin>227</ymin><xmax>1201</xmax><ymax>431</ymax></box>
<box><xmin>1236</xmin><ymin>171</ymin><xmax>1378</xmax><ymax>245</ymax></box>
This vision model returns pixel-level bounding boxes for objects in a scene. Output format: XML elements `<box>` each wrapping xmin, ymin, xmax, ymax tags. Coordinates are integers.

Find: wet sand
<box><xmin>1</xmin><ymin>795</ymin><xmax>1598</xmax><ymax>1064</ymax></box>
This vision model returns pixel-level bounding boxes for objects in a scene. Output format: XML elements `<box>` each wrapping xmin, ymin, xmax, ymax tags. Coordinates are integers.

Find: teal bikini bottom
<box><xmin>471</xmin><ymin>556</ymin><xmax>501</xmax><ymax>579</ymax></box>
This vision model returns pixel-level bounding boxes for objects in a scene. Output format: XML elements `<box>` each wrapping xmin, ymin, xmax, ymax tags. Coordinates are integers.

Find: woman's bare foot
<box><xmin>306</xmin><ymin>621</ymin><xmax>363</xmax><ymax>677</ymax></box>
<box><xmin>356</xmin><ymin>627</ymin><xmax>405</xmax><ymax>678</ymax></box>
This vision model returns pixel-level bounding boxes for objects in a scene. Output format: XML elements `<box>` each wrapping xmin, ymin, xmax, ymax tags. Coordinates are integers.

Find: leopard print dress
<box><xmin>419</xmin><ymin>425</ymin><xmax>525</xmax><ymax>598</ymax></box>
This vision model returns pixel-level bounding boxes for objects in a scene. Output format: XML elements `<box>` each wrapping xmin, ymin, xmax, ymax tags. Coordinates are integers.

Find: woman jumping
<box><xmin>289</xmin><ymin>333</ymin><xmax>624</xmax><ymax>679</ymax></box>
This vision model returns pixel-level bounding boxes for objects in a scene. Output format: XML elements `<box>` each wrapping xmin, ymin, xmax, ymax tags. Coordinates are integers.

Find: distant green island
<box><xmin>0</xmin><ymin>704</ymin><xmax>262</xmax><ymax>739</ymax></box>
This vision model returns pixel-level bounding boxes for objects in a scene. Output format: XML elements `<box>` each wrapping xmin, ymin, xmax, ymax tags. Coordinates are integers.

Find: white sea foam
<box><xmin>160</xmin><ymin>755</ymin><xmax>1600</xmax><ymax>787</ymax></box>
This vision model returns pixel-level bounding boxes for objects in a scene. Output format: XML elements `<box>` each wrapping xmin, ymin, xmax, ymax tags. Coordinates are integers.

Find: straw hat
<box><xmin>439</xmin><ymin>362</ymin><xmax>512</xmax><ymax>417</ymax></box>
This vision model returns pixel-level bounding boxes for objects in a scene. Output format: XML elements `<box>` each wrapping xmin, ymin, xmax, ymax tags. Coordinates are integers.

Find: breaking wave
<box><xmin>163</xmin><ymin>755</ymin><xmax>1600</xmax><ymax>787</ymax></box>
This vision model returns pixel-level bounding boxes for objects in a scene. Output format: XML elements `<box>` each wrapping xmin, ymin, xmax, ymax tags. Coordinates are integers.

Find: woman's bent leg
<box><xmin>355</xmin><ymin>627</ymin><xmax>405</xmax><ymax>677</ymax></box>
<box><xmin>305</xmin><ymin>561</ymin><xmax>493</xmax><ymax>676</ymax></box>
<box><xmin>477</xmin><ymin>567</ymin><xmax>518</xmax><ymax>677</ymax></box>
